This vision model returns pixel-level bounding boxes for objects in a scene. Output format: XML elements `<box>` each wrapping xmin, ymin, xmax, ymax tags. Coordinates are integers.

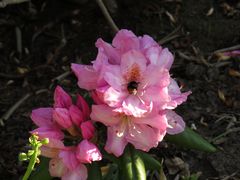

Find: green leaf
<box><xmin>30</xmin><ymin>157</ymin><xmax>52</xmax><ymax>180</ymax></box>
<box><xmin>135</xmin><ymin>150</ymin><xmax>161</xmax><ymax>171</ymax></box>
<box><xmin>165</xmin><ymin>127</ymin><xmax>217</xmax><ymax>152</ymax></box>
<box><xmin>87</xmin><ymin>162</ymin><xmax>102</xmax><ymax>180</ymax></box>
<box><xmin>120</xmin><ymin>146</ymin><xmax>146</xmax><ymax>180</ymax></box>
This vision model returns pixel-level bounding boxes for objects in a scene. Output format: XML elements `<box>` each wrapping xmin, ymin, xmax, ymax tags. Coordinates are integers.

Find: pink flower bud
<box><xmin>53</xmin><ymin>108</ymin><xmax>72</xmax><ymax>129</ymax></box>
<box><xmin>69</xmin><ymin>105</ymin><xmax>84</xmax><ymax>127</ymax></box>
<box><xmin>76</xmin><ymin>94</ymin><xmax>90</xmax><ymax>119</ymax></box>
<box><xmin>54</xmin><ymin>86</ymin><xmax>72</xmax><ymax>108</ymax></box>
<box><xmin>80</xmin><ymin>121</ymin><xmax>95</xmax><ymax>140</ymax></box>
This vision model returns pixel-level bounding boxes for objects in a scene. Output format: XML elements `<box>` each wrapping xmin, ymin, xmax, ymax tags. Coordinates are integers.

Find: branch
<box><xmin>0</xmin><ymin>89</ymin><xmax>48</xmax><ymax>126</ymax></box>
<box><xmin>0</xmin><ymin>0</ymin><xmax>29</xmax><ymax>8</ymax></box>
<box><xmin>96</xmin><ymin>0</ymin><xmax>119</xmax><ymax>34</ymax></box>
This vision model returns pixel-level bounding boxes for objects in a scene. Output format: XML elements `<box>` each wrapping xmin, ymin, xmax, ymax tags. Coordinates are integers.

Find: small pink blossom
<box><xmin>30</xmin><ymin>86</ymin><xmax>102</xmax><ymax>180</ymax></box>
<box><xmin>72</xmin><ymin>29</ymin><xmax>190</xmax><ymax>118</ymax></box>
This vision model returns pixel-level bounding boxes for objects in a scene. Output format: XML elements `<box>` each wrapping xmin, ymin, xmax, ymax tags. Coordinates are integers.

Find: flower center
<box><xmin>127</xmin><ymin>81</ymin><xmax>139</xmax><ymax>95</ymax></box>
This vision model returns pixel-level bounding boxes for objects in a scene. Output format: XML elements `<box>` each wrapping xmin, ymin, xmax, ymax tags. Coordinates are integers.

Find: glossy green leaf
<box><xmin>120</xmin><ymin>146</ymin><xmax>146</xmax><ymax>180</ymax></box>
<box><xmin>166</xmin><ymin>127</ymin><xmax>217</xmax><ymax>152</ymax></box>
<box><xmin>30</xmin><ymin>157</ymin><xmax>52</xmax><ymax>180</ymax></box>
<box><xmin>87</xmin><ymin>162</ymin><xmax>102</xmax><ymax>180</ymax></box>
<box><xmin>136</xmin><ymin>150</ymin><xmax>161</xmax><ymax>171</ymax></box>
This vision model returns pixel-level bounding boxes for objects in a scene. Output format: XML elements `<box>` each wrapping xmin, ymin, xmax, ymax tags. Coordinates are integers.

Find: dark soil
<box><xmin>0</xmin><ymin>0</ymin><xmax>240</xmax><ymax>179</ymax></box>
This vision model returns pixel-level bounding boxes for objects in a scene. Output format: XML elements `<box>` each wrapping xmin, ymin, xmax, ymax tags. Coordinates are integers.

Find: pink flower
<box><xmin>48</xmin><ymin>141</ymin><xmax>101</xmax><ymax>180</ymax></box>
<box><xmin>30</xmin><ymin>86</ymin><xmax>102</xmax><ymax>180</ymax></box>
<box><xmin>72</xmin><ymin>29</ymin><xmax>190</xmax><ymax>117</ymax></box>
<box><xmin>90</xmin><ymin>104</ymin><xmax>168</xmax><ymax>157</ymax></box>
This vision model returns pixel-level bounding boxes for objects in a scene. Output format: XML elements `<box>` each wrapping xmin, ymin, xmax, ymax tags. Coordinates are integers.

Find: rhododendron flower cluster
<box><xmin>29</xmin><ymin>29</ymin><xmax>191</xmax><ymax>180</ymax></box>
<box><xmin>31</xmin><ymin>86</ymin><xmax>102</xmax><ymax>180</ymax></box>
<box><xmin>71</xmin><ymin>29</ymin><xmax>191</xmax><ymax>157</ymax></box>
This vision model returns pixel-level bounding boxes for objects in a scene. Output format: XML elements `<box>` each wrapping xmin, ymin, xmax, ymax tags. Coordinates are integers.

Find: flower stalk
<box><xmin>19</xmin><ymin>134</ymin><xmax>49</xmax><ymax>180</ymax></box>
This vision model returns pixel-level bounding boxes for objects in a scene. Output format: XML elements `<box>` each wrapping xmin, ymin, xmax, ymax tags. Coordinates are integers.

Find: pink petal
<box><xmin>62</xmin><ymin>164</ymin><xmax>88</xmax><ymax>180</ymax></box>
<box><xmin>95</xmin><ymin>38</ymin><xmax>121</xmax><ymax>65</ymax></box>
<box><xmin>122</xmin><ymin>95</ymin><xmax>150</xmax><ymax>117</ymax></box>
<box><xmin>140</xmin><ymin>86</ymin><xmax>170</xmax><ymax>109</ymax></box>
<box><xmin>76</xmin><ymin>94</ymin><xmax>90</xmax><ymax>119</ymax></box>
<box><xmin>49</xmin><ymin>158</ymin><xmax>68</xmax><ymax>178</ymax></box>
<box><xmin>54</xmin><ymin>86</ymin><xmax>72</xmax><ymax>108</ymax></box>
<box><xmin>90</xmin><ymin>90</ymin><xmax>105</xmax><ymax>105</ymax></box>
<box><xmin>224</xmin><ymin>50</ymin><xmax>240</xmax><ymax>57</ymax></box>
<box><xmin>80</xmin><ymin>121</ymin><xmax>95</xmax><ymax>140</ymax></box>
<box><xmin>141</xmin><ymin>65</ymin><xmax>170</xmax><ymax>88</ymax></box>
<box><xmin>39</xmin><ymin>137</ymin><xmax>67</xmax><ymax>158</ymax></box>
<box><xmin>103</xmin><ymin>65</ymin><xmax>125</xmax><ymax>91</ymax></box>
<box><xmin>126</xmin><ymin>123</ymin><xmax>164</xmax><ymax>151</ymax></box>
<box><xmin>90</xmin><ymin>105</ymin><xmax>120</xmax><ymax>126</ymax></box>
<box><xmin>59</xmin><ymin>149</ymin><xmax>79</xmax><ymax>171</ymax></box>
<box><xmin>112</xmin><ymin>29</ymin><xmax>140</xmax><ymax>53</ymax></box>
<box><xmin>105</xmin><ymin>126</ymin><xmax>128</xmax><ymax>157</ymax></box>
<box><xmin>31</xmin><ymin>108</ymin><xmax>54</xmax><ymax>127</ymax></box>
<box><xmin>146</xmin><ymin>47</ymin><xmax>173</xmax><ymax>70</ymax></box>
<box><xmin>120</xmin><ymin>50</ymin><xmax>147</xmax><ymax>81</ymax></box>
<box><xmin>40</xmin><ymin>146</ymin><xmax>59</xmax><ymax>158</ymax></box>
<box><xmin>102</xmin><ymin>86</ymin><xmax>127</xmax><ymax>107</ymax></box>
<box><xmin>53</xmin><ymin>108</ymin><xmax>73</xmax><ymax>129</ymax></box>
<box><xmin>132</xmin><ymin>113</ymin><xmax>168</xmax><ymax>131</ymax></box>
<box><xmin>69</xmin><ymin>105</ymin><xmax>84</xmax><ymax>127</ymax></box>
<box><xmin>46</xmin><ymin>138</ymin><xmax>66</xmax><ymax>149</ymax></box>
<box><xmin>139</xmin><ymin>35</ymin><xmax>159</xmax><ymax>50</ymax></box>
<box><xmin>71</xmin><ymin>63</ymin><xmax>99</xmax><ymax>90</ymax></box>
<box><xmin>92</xmin><ymin>48</ymin><xmax>109</xmax><ymax>71</ymax></box>
<box><xmin>167</xmin><ymin>78</ymin><xmax>191</xmax><ymax>108</ymax></box>
<box><xmin>166</xmin><ymin>111</ymin><xmax>185</xmax><ymax>135</ymax></box>
<box><xmin>76</xmin><ymin>139</ymin><xmax>102</xmax><ymax>163</ymax></box>
<box><xmin>31</xmin><ymin>127</ymin><xmax>64</xmax><ymax>140</ymax></box>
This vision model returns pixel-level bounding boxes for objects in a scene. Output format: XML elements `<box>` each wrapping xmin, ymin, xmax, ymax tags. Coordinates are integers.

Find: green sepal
<box><xmin>29</xmin><ymin>157</ymin><xmax>52</xmax><ymax>180</ymax></box>
<box><xmin>166</xmin><ymin>127</ymin><xmax>217</xmax><ymax>152</ymax></box>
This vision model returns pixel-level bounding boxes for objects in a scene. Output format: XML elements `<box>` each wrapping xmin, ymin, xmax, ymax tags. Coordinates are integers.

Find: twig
<box><xmin>0</xmin><ymin>89</ymin><xmax>48</xmax><ymax>126</ymax></box>
<box><xmin>213</xmin><ymin>44</ymin><xmax>240</xmax><ymax>54</ymax></box>
<box><xmin>158</xmin><ymin>26</ymin><xmax>181</xmax><ymax>44</ymax></box>
<box><xmin>158</xmin><ymin>34</ymin><xmax>181</xmax><ymax>45</ymax></box>
<box><xmin>49</xmin><ymin>71</ymin><xmax>72</xmax><ymax>89</ymax></box>
<box><xmin>51</xmin><ymin>71</ymin><xmax>71</xmax><ymax>82</ymax></box>
<box><xmin>15</xmin><ymin>26</ymin><xmax>22</xmax><ymax>56</ymax></box>
<box><xmin>0</xmin><ymin>0</ymin><xmax>29</xmax><ymax>8</ymax></box>
<box><xmin>96</xmin><ymin>0</ymin><xmax>119</xmax><ymax>34</ymax></box>
<box><xmin>212</xmin><ymin>127</ymin><xmax>240</xmax><ymax>142</ymax></box>
<box><xmin>177</xmin><ymin>51</ymin><xmax>212</xmax><ymax>67</ymax></box>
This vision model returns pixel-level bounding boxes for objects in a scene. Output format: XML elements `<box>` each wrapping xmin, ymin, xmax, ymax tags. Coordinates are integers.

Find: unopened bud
<box><xmin>19</xmin><ymin>153</ymin><xmax>28</xmax><ymax>161</ymax></box>
<box><xmin>41</xmin><ymin>138</ymin><xmax>49</xmax><ymax>145</ymax></box>
<box><xmin>27</xmin><ymin>150</ymin><xmax>34</xmax><ymax>156</ymax></box>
